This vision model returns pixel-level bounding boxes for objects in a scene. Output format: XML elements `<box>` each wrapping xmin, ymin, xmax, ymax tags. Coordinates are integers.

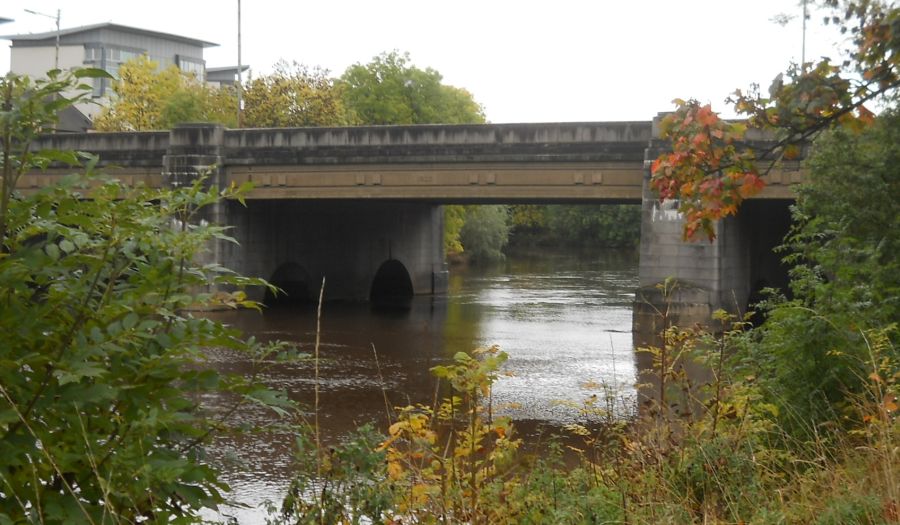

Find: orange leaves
<box><xmin>650</xmin><ymin>99</ymin><xmax>763</xmax><ymax>241</ymax></box>
<box><xmin>857</xmin><ymin>104</ymin><xmax>876</xmax><ymax>125</ymax></box>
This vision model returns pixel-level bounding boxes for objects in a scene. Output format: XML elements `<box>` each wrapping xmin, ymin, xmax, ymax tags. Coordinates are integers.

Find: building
<box><xmin>207</xmin><ymin>65</ymin><xmax>248</xmax><ymax>88</ymax></box>
<box><xmin>2</xmin><ymin>22</ymin><xmax>225</xmax><ymax>127</ymax></box>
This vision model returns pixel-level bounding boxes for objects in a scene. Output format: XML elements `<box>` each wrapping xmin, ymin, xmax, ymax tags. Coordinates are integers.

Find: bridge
<box><xmin>30</xmin><ymin>120</ymin><xmax>802</xmax><ymax>330</ymax></box>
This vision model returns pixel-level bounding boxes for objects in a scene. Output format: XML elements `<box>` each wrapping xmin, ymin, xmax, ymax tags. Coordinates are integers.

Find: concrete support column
<box><xmin>161</xmin><ymin>123</ymin><xmax>229</xmax><ymax>278</ymax></box>
<box><xmin>633</xmin><ymin>117</ymin><xmax>752</xmax><ymax>335</ymax></box>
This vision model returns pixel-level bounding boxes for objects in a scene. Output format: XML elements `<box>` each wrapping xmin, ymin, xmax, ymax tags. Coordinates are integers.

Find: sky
<box><xmin>0</xmin><ymin>0</ymin><xmax>846</xmax><ymax>124</ymax></box>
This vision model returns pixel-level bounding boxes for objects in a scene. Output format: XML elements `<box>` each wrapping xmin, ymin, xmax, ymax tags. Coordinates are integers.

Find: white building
<box><xmin>3</xmin><ymin>22</ymin><xmax>224</xmax><ymax>129</ymax></box>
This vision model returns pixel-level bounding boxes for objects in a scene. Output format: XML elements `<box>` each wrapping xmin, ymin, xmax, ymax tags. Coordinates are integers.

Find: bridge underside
<box><xmin>215</xmin><ymin>200</ymin><xmax>446</xmax><ymax>303</ymax></box>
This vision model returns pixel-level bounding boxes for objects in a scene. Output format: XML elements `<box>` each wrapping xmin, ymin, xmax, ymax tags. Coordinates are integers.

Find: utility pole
<box><xmin>237</xmin><ymin>0</ymin><xmax>243</xmax><ymax>128</ymax></box>
<box><xmin>24</xmin><ymin>8</ymin><xmax>60</xmax><ymax>70</ymax></box>
<box><xmin>801</xmin><ymin>0</ymin><xmax>808</xmax><ymax>69</ymax></box>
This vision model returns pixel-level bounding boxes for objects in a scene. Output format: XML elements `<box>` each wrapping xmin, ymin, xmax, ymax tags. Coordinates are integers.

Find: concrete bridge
<box><xmin>30</xmin><ymin>121</ymin><xmax>802</xmax><ymax>329</ymax></box>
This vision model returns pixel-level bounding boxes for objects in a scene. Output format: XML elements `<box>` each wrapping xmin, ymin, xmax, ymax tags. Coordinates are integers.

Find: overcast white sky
<box><xmin>0</xmin><ymin>0</ymin><xmax>845</xmax><ymax>123</ymax></box>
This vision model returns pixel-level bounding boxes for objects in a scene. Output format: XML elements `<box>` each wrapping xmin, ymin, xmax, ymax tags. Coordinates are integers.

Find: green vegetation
<box><xmin>339</xmin><ymin>51</ymin><xmax>485</xmax><ymax>126</ymax></box>
<box><xmin>0</xmin><ymin>71</ymin><xmax>296</xmax><ymax>523</ymax></box>
<box><xmin>508</xmin><ymin>204</ymin><xmax>640</xmax><ymax>249</ymax></box>
<box><xmin>94</xmin><ymin>55</ymin><xmax>237</xmax><ymax>131</ymax></box>
<box><xmin>458</xmin><ymin>205</ymin><xmax>510</xmax><ymax>263</ymax></box>
<box><xmin>242</xmin><ymin>61</ymin><xmax>350</xmax><ymax>128</ymax></box>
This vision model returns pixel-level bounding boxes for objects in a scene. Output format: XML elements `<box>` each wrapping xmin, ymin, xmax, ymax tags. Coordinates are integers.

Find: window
<box><xmin>176</xmin><ymin>55</ymin><xmax>205</xmax><ymax>79</ymax></box>
<box><xmin>84</xmin><ymin>46</ymin><xmax>101</xmax><ymax>62</ymax></box>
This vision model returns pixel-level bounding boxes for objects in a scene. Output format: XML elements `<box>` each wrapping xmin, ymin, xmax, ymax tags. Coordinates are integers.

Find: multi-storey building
<box><xmin>3</xmin><ymin>22</ymin><xmax>223</xmax><ymax>128</ymax></box>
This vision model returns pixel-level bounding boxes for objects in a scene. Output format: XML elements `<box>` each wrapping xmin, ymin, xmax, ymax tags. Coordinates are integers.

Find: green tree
<box><xmin>94</xmin><ymin>55</ymin><xmax>236</xmax><ymax>131</ymax></box>
<box><xmin>242</xmin><ymin>61</ymin><xmax>350</xmax><ymax>127</ymax></box>
<box><xmin>0</xmin><ymin>71</ymin><xmax>293</xmax><ymax>523</ymax></box>
<box><xmin>459</xmin><ymin>205</ymin><xmax>510</xmax><ymax>263</ymax></box>
<box><xmin>546</xmin><ymin>205</ymin><xmax>641</xmax><ymax>248</ymax></box>
<box><xmin>508</xmin><ymin>205</ymin><xmax>641</xmax><ymax>248</ymax></box>
<box><xmin>339</xmin><ymin>51</ymin><xmax>485</xmax><ymax>125</ymax></box>
<box><xmin>748</xmin><ymin>107</ymin><xmax>900</xmax><ymax>430</ymax></box>
<box><xmin>444</xmin><ymin>204</ymin><xmax>467</xmax><ymax>254</ymax></box>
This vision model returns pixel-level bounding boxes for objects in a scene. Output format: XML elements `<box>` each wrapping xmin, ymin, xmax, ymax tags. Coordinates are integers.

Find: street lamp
<box><xmin>24</xmin><ymin>8</ymin><xmax>60</xmax><ymax>70</ymax></box>
<box><xmin>237</xmin><ymin>0</ymin><xmax>243</xmax><ymax>127</ymax></box>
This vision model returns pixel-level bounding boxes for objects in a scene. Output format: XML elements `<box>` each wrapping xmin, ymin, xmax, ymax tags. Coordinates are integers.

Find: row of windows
<box><xmin>84</xmin><ymin>46</ymin><xmax>142</xmax><ymax>64</ymax></box>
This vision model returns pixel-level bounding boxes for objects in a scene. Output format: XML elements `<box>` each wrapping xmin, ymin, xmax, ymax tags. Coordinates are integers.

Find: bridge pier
<box><xmin>160</xmin><ymin>123</ymin><xmax>447</xmax><ymax>304</ymax></box>
<box><xmin>633</xmin><ymin>130</ymin><xmax>792</xmax><ymax>333</ymax></box>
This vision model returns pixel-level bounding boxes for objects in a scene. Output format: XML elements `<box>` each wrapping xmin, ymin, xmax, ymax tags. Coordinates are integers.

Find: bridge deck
<box><xmin>24</xmin><ymin>122</ymin><xmax>801</xmax><ymax>201</ymax></box>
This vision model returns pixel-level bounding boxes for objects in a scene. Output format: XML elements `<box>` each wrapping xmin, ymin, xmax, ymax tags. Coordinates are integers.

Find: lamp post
<box><xmin>24</xmin><ymin>8</ymin><xmax>60</xmax><ymax>70</ymax></box>
<box><xmin>237</xmin><ymin>0</ymin><xmax>243</xmax><ymax>127</ymax></box>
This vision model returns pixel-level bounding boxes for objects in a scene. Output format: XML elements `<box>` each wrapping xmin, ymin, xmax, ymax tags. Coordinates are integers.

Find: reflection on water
<box><xmin>203</xmin><ymin>249</ymin><xmax>639</xmax><ymax>523</ymax></box>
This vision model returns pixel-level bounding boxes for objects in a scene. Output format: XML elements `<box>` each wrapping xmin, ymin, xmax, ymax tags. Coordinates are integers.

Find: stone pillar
<box><xmin>162</xmin><ymin>124</ymin><xmax>226</xmax><ymax>190</ymax></box>
<box><xmin>633</xmin><ymin>115</ymin><xmax>752</xmax><ymax>335</ymax></box>
<box><xmin>161</xmin><ymin>124</ymin><xmax>231</xmax><ymax>286</ymax></box>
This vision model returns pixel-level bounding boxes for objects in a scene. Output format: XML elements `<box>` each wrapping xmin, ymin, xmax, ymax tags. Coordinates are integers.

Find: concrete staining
<box><xmin>29</xmin><ymin>120</ymin><xmax>798</xmax><ymax>327</ymax></box>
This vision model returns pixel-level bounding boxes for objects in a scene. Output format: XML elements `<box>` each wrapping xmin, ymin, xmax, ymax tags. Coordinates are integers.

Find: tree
<box><xmin>339</xmin><ymin>51</ymin><xmax>486</xmax><ymax>125</ymax></box>
<box><xmin>546</xmin><ymin>205</ymin><xmax>641</xmax><ymax>248</ymax></box>
<box><xmin>242</xmin><ymin>61</ymin><xmax>350</xmax><ymax>127</ymax></box>
<box><xmin>745</xmin><ymin>107</ymin><xmax>900</xmax><ymax>432</ymax></box>
<box><xmin>459</xmin><ymin>205</ymin><xmax>510</xmax><ymax>263</ymax></box>
<box><xmin>94</xmin><ymin>55</ymin><xmax>236</xmax><ymax>131</ymax></box>
<box><xmin>1</xmin><ymin>71</ymin><xmax>293</xmax><ymax>523</ymax></box>
<box><xmin>508</xmin><ymin>205</ymin><xmax>641</xmax><ymax>249</ymax></box>
<box><xmin>651</xmin><ymin>1</ymin><xmax>899</xmax><ymax>240</ymax></box>
<box><xmin>444</xmin><ymin>204</ymin><xmax>467</xmax><ymax>254</ymax></box>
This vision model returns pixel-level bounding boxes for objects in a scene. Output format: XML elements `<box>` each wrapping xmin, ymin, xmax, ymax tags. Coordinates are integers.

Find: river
<box><xmin>202</xmin><ymin>249</ymin><xmax>639</xmax><ymax>523</ymax></box>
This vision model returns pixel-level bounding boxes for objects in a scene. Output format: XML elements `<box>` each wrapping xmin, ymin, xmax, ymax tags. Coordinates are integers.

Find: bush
<box><xmin>0</xmin><ymin>71</ymin><xmax>294</xmax><ymax>523</ymax></box>
<box><xmin>459</xmin><ymin>205</ymin><xmax>510</xmax><ymax>263</ymax></box>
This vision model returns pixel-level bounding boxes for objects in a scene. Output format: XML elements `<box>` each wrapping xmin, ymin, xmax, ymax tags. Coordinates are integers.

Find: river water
<box><xmin>203</xmin><ymin>249</ymin><xmax>639</xmax><ymax>523</ymax></box>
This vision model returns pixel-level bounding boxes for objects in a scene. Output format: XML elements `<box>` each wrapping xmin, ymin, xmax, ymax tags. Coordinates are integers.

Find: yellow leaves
<box><xmin>94</xmin><ymin>55</ymin><xmax>236</xmax><ymax>131</ymax></box>
<box><xmin>783</xmin><ymin>144</ymin><xmax>802</xmax><ymax>160</ymax></box>
<box><xmin>884</xmin><ymin>393</ymin><xmax>898</xmax><ymax>414</ymax></box>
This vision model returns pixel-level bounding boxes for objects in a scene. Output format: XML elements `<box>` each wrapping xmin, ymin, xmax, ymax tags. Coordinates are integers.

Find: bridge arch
<box><xmin>265</xmin><ymin>262</ymin><xmax>312</xmax><ymax>306</ymax></box>
<box><xmin>370</xmin><ymin>259</ymin><xmax>414</xmax><ymax>306</ymax></box>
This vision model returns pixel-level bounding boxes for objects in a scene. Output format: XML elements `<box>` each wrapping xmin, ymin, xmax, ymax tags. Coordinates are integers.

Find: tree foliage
<box><xmin>339</xmin><ymin>51</ymin><xmax>486</xmax><ymax>125</ymax></box>
<box><xmin>1</xmin><ymin>69</ymin><xmax>108</xmax><ymax>241</ymax></box>
<box><xmin>508</xmin><ymin>204</ymin><xmax>640</xmax><ymax>249</ymax></box>
<box><xmin>747</xmin><ymin>108</ymin><xmax>900</xmax><ymax>429</ymax></box>
<box><xmin>652</xmin><ymin>0</ymin><xmax>899</xmax><ymax>239</ymax></box>
<box><xmin>459</xmin><ymin>205</ymin><xmax>510</xmax><ymax>263</ymax></box>
<box><xmin>443</xmin><ymin>204</ymin><xmax>467</xmax><ymax>254</ymax></box>
<box><xmin>0</xmin><ymin>71</ymin><xmax>294</xmax><ymax>523</ymax></box>
<box><xmin>93</xmin><ymin>55</ymin><xmax>236</xmax><ymax>131</ymax></box>
<box><xmin>242</xmin><ymin>61</ymin><xmax>350</xmax><ymax>128</ymax></box>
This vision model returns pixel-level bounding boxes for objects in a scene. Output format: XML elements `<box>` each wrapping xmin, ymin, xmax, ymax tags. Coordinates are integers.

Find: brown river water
<box><xmin>201</xmin><ymin>249</ymin><xmax>639</xmax><ymax>523</ymax></box>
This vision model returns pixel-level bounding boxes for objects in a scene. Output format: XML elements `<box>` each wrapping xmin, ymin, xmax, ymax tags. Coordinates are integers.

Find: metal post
<box><xmin>23</xmin><ymin>8</ymin><xmax>60</xmax><ymax>70</ymax></box>
<box><xmin>54</xmin><ymin>9</ymin><xmax>60</xmax><ymax>70</ymax></box>
<box><xmin>801</xmin><ymin>0</ymin><xmax>807</xmax><ymax>69</ymax></box>
<box><xmin>237</xmin><ymin>0</ymin><xmax>243</xmax><ymax>128</ymax></box>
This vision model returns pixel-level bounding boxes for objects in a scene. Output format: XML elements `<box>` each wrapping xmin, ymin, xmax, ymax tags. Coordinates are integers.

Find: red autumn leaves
<box><xmin>650</xmin><ymin>100</ymin><xmax>764</xmax><ymax>241</ymax></box>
